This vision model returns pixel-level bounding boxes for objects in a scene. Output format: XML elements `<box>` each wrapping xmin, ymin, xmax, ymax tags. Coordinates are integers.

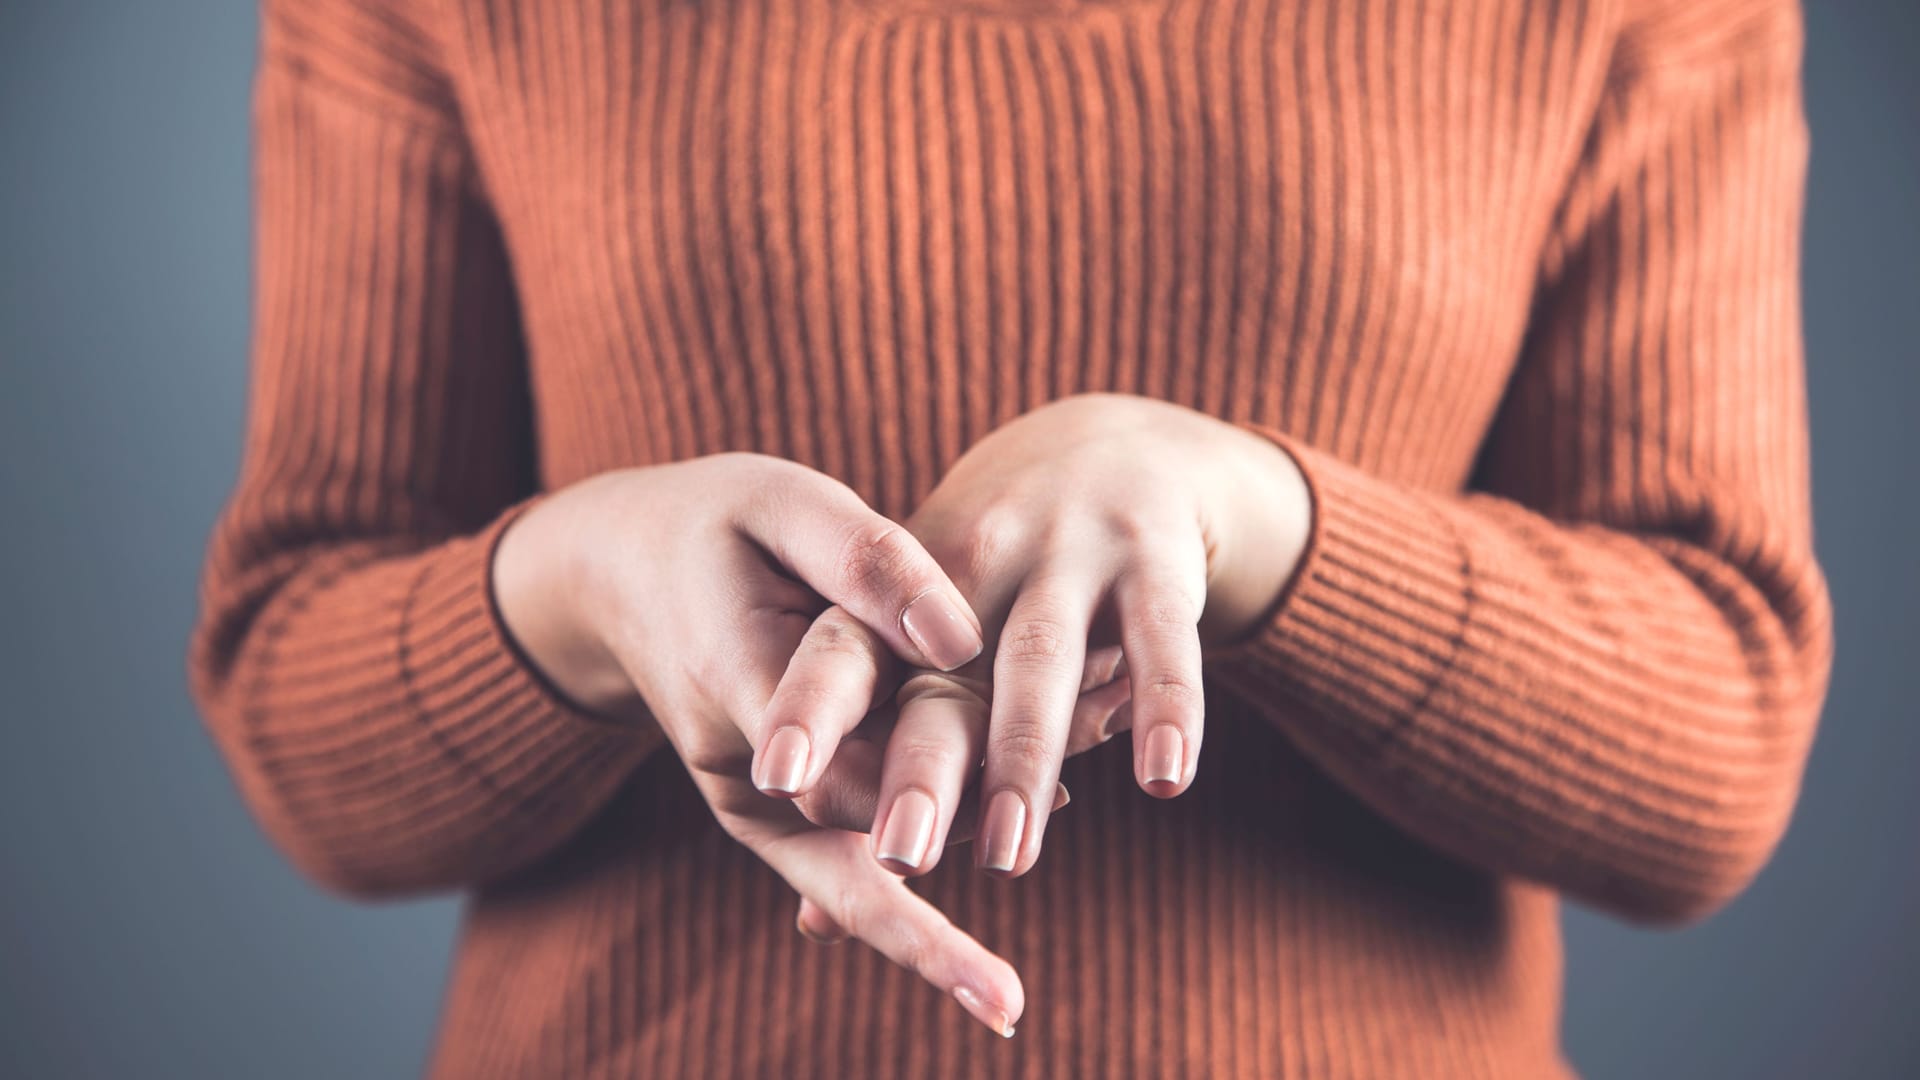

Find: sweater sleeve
<box><xmin>187</xmin><ymin>0</ymin><xmax>662</xmax><ymax>900</ymax></box>
<box><xmin>1202</xmin><ymin>0</ymin><xmax>1832</xmax><ymax>925</ymax></box>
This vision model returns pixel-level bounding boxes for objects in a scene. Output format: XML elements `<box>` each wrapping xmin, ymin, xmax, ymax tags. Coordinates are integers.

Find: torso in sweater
<box><xmin>196</xmin><ymin>0</ymin><xmax>1825</xmax><ymax>1075</ymax></box>
<box><xmin>429</xmin><ymin>2</ymin><xmax>1587</xmax><ymax>1070</ymax></box>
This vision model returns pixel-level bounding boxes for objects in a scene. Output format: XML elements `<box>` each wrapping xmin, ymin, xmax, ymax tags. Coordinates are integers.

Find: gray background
<box><xmin>1</xmin><ymin>2</ymin><xmax>1913</xmax><ymax>1077</ymax></box>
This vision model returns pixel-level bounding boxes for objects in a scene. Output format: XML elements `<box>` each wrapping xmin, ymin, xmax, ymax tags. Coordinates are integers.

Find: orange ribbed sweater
<box><xmin>190</xmin><ymin>0</ymin><xmax>1832</xmax><ymax>1075</ymax></box>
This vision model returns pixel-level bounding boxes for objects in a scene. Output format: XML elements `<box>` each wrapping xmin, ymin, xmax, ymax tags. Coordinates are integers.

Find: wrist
<box><xmin>492</xmin><ymin>488</ymin><xmax>648</xmax><ymax>722</ymax></box>
<box><xmin>1197</xmin><ymin>423</ymin><xmax>1314</xmax><ymax>647</ymax></box>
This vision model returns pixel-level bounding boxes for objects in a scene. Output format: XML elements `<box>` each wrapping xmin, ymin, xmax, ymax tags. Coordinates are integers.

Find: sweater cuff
<box><xmin>398</xmin><ymin>499</ymin><xmax>667</xmax><ymax>798</ymax></box>
<box><xmin>1202</xmin><ymin>425</ymin><xmax>1474</xmax><ymax>758</ymax></box>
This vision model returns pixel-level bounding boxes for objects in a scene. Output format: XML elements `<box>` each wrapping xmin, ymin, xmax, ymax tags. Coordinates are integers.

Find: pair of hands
<box><xmin>494</xmin><ymin>393</ymin><xmax>1311</xmax><ymax>1037</ymax></box>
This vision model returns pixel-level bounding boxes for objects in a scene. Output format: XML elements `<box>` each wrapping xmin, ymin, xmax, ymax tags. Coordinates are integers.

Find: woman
<box><xmin>190</xmin><ymin>0</ymin><xmax>1832</xmax><ymax>1075</ymax></box>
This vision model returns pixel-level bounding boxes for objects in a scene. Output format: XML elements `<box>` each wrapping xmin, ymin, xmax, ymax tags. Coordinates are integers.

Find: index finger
<box><xmin>758</xmin><ymin>826</ymin><xmax>1024</xmax><ymax>1037</ymax></box>
<box><xmin>733</xmin><ymin>470</ymin><xmax>986</xmax><ymax>672</ymax></box>
<box><xmin>750</xmin><ymin>606</ymin><xmax>896</xmax><ymax>797</ymax></box>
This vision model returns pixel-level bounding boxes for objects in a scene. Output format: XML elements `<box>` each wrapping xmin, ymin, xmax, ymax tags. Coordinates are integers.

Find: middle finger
<box><xmin>974</xmin><ymin>569</ymin><xmax>1109</xmax><ymax>877</ymax></box>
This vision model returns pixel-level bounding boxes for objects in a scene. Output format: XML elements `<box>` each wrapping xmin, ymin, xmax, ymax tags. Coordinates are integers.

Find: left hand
<box><xmin>771</xmin><ymin>393</ymin><xmax>1312</xmax><ymax>883</ymax></box>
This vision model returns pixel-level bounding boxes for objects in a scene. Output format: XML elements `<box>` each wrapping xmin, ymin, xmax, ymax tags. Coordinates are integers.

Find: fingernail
<box><xmin>1051</xmin><ymin>783</ymin><xmax>1071</xmax><ymax>811</ymax></box>
<box><xmin>757</xmin><ymin>727</ymin><xmax>811</xmax><ymax>795</ymax></box>
<box><xmin>953</xmin><ymin>985</ymin><xmax>1016</xmax><ymax>1038</ymax></box>
<box><xmin>875</xmin><ymin>789</ymin><xmax>938</xmax><ymax>870</ymax></box>
<box><xmin>1143</xmin><ymin>725</ymin><xmax>1185</xmax><ymax>789</ymax></box>
<box><xmin>901</xmin><ymin>591</ymin><xmax>985</xmax><ymax>671</ymax></box>
<box><xmin>979</xmin><ymin>790</ymin><xmax>1027</xmax><ymax>874</ymax></box>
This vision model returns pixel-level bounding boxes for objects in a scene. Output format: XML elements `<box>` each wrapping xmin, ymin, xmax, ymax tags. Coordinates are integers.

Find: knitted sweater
<box><xmin>189</xmin><ymin>0</ymin><xmax>1831</xmax><ymax>1075</ymax></box>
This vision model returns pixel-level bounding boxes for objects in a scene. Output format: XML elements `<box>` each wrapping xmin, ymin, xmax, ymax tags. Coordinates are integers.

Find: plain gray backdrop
<box><xmin>1</xmin><ymin>2</ymin><xmax>1914</xmax><ymax>1077</ymax></box>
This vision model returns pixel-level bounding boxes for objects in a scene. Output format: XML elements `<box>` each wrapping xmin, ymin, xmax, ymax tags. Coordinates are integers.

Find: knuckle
<box><xmin>761</xmin><ymin>680</ymin><xmax>845</xmax><ymax>730</ymax></box>
<box><xmin>732</xmin><ymin>460</ymin><xmax>800</xmax><ymax>520</ymax></box>
<box><xmin>889</xmin><ymin>733</ymin><xmax>971</xmax><ymax>775</ymax></box>
<box><xmin>897</xmin><ymin>670</ymin><xmax>990</xmax><ymax>709</ymax></box>
<box><xmin>893</xmin><ymin>925</ymin><xmax>933</xmax><ymax>980</ymax></box>
<box><xmin>801</xmin><ymin>613</ymin><xmax>880</xmax><ymax>661</ymax></box>
<box><xmin>999</xmin><ymin>615</ymin><xmax>1074</xmax><ymax>665</ymax></box>
<box><xmin>835</xmin><ymin>521</ymin><xmax>920</xmax><ymax>599</ymax></box>
<box><xmin>1101</xmin><ymin>509</ymin><xmax>1163</xmax><ymax>547</ymax></box>
<box><xmin>830</xmin><ymin>881</ymin><xmax>870</xmax><ymax>942</ymax></box>
<box><xmin>955</xmin><ymin>509</ymin><xmax>1024</xmax><ymax>582</ymax></box>
<box><xmin>991</xmin><ymin>723</ymin><xmax>1059</xmax><ymax>774</ymax></box>
<box><xmin>1138</xmin><ymin>673</ymin><xmax>1204</xmax><ymax>716</ymax></box>
<box><xmin>748</xmin><ymin>454</ymin><xmax>816</xmax><ymax>493</ymax></box>
<box><xmin>1134</xmin><ymin>590</ymin><xmax>1202</xmax><ymax>629</ymax></box>
<box><xmin>680</xmin><ymin>737</ymin><xmax>753</xmax><ymax>778</ymax></box>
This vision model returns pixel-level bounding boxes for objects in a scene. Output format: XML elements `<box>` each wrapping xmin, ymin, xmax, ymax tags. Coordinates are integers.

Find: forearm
<box><xmin>1204</xmin><ymin>433</ymin><xmax>1832</xmax><ymax>923</ymax></box>
<box><xmin>1205</xmin><ymin>4</ymin><xmax>1828</xmax><ymax>923</ymax></box>
<box><xmin>190</xmin><ymin>504</ymin><xmax>661</xmax><ymax>898</ymax></box>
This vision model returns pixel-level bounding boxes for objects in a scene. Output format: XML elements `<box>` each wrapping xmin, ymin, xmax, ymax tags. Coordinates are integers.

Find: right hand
<box><xmin>491</xmin><ymin>453</ymin><xmax>1023</xmax><ymax>1035</ymax></box>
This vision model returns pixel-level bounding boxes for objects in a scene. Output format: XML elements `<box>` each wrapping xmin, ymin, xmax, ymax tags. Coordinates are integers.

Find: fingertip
<box><xmin>953</xmin><ymin>985</ymin><xmax>1019</xmax><ymax>1038</ymax></box>
<box><xmin>976</xmin><ymin>789</ymin><xmax>1029</xmax><ymax>877</ymax></box>
<box><xmin>754</xmin><ymin>726</ymin><xmax>813</xmax><ymax>797</ymax></box>
<box><xmin>1136</xmin><ymin>724</ymin><xmax>1188</xmax><ymax>799</ymax></box>
<box><xmin>901</xmin><ymin>589</ymin><xmax>986</xmax><ymax>672</ymax></box>
<box><xmin>952</xmin><ymin>950</ymin><xmax>1026</xmax><ymax>1038</ymax></box>
<box><xmin>872</xmin><ymin>789</ymin><xmax>940</xmax><ymax>876</ymax></box>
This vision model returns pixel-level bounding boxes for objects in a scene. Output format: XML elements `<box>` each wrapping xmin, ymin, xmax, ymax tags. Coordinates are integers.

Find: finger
<box><xmin>658</xmin><ymin>606</ymin><xmax>813</xmax><ymax>783</ymax></box>
<box><xmin>870</xmin><ymin>671</ymin><xmax>992</xmax><ymax>875</ymax></box>
<box><xmin>735</xmin><ymin>475</ymin><xmax>986</xmax><ymax>671</ymax></box>
<box><xmin>791</xmin><ymin>731</ymin><xmax>886</xmax><ymax>832</ymax></box>
<box><xmin>796</xmin><ymin>651</ymin><xmax>1115</xmax><ymax>836</ymax></box>
<box><xmin>975</xmin><ymin>572</ymin><xmax>1105</xmax><ymax>878</ymax></box>
<box><xmin>760</xmin><ymin>828</ymin><xmax>1023</xmax><ymax>1037</ymax></box>
<box><xmin>795</xmin><ymin>897</ymin><xmax>848</xmax><ymax>945</ymax></box>
<box><xmin>800</xmin><ymin>739</ymin><xmax>1071</xmax><ymax>841</ymax></box>
<box><xmin>1116</xmin><ymin>567</ymin><xmax>1208</xmax><ymax>797</ymax></box>
<box><xmin>1064</xmin><ymin>667</ymin><xmax>1134</xmax><ymax>757</ymax></box>
<box><xmin>946</xmin><ymin>779</ymin><xmax>1070</xmax><ymax>844</ymax></box>
<box><xmin>1080</xmin><ymin>644</ymin><xmax>1126</xmax><ymax>692</ymax></box>
<box><xmin>751</xmin><ymin>606</ymin><xmax>896</xmax><ymax>797</ymax></box>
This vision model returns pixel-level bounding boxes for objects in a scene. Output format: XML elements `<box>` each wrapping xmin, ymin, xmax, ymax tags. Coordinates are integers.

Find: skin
<box><xmin>494</xmin><ymin>394</ymin><xmax>1312</xmax><ymax>1037</ymax></box>
<box><xmin>783</xmin><ymin>393</ymin><xmax>1311</xmax><ymax>926</ymax></box>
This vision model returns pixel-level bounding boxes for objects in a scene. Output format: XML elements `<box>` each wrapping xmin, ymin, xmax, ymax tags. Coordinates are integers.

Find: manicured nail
<box><xmin>979</xmin><ymin>790</ymin><xmax>1027</xmax><ymax>874</ymax></box>
<box><xmin>953</xmin><ymin>985</ymin><xmax>1016</xmax><ymax>1038</ymax></box>
<box><xmin>875</xmin><ymin>789</ymin><xmax>938</xmax><ymax>870</ymax></box>
<box><xmin>1051</xmin><ymin>783</ymin><xmax>1071</xmax><ymax>811</ymax></box>
<box><xmin>901</xmin><ymin>590</ymin><xmax>985</xmax><ymax>671</ymax></box>
<box><xmin>757</xmin><ymin>727</ymin><xmax>811</xmax><ymax>795</ymax></box>
<box><xmin>1142</xmin><ymin>725</ymin><xmax>1185</xmax><ymax>789</ymax></box>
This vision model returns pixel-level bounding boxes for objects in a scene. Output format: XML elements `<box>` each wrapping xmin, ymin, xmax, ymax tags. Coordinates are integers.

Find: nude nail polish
<box><xmin>901</xmin><ymin>591</ymin><xmax>985</xmax><ymax>671</ymax></box>
<box><xmin>1143</xmin><ymin>724</ymin><xmax>1185</xmax><ymax>788</ymax></box>
<box><xmin>757</xmin><ymin>727</ymin><xmax>810</xmax><ymax>795</ymax></box>
<box><xmin>953</xmin><ymin>985</ymin><xmax>1016</xmax><ymax>1038</ymax></box>
<box><xmin>875</xmin><ymin>789</ymin><xmax>938</xmax><ymax>870</ymax></box>
<box><xmin>979</xmin><ymin>790</ymin><xmax>1027</xmax><ymax>874</ymax></box>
